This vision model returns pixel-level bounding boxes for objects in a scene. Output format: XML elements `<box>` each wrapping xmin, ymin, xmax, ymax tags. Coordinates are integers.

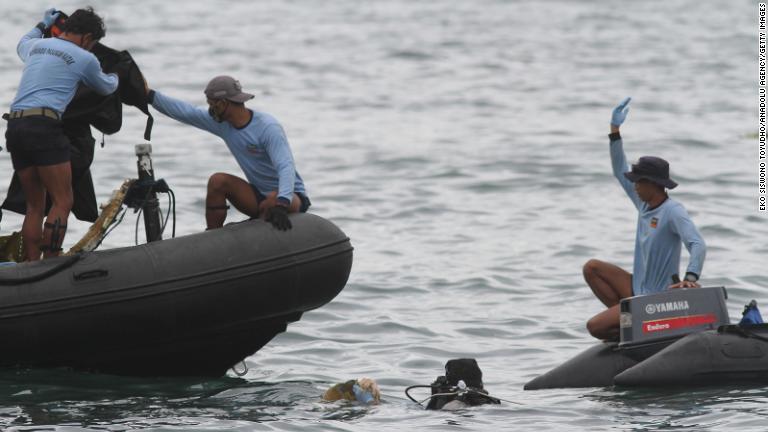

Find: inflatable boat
<box><xmin>0</xmin><ymin>212</ymin><xmax>353</xmax><ymax>377</ymax></box>
<box><xmin>524</xmin><ymin>286</ymin><xmax>768</xmax><ymax>389</ymax></box>
<box><xmin>613</xmin><ymin>324</ymin><xmax>768</xmax><ymax>387</ymax></box>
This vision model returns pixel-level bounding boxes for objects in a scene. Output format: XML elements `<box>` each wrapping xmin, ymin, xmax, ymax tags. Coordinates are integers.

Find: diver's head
<box><xmin>60</xmin><ymin>7</ymin><xmax>106</xmax><ymax>51</ymax></box>
<box><xmin>204</xmin><ymin>76</ymin><xmax>254</xmax><ymax>122</ymax></box>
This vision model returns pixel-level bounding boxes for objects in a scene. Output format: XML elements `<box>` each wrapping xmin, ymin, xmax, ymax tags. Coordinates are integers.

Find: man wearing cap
<box><xmin>583</xmin><ymin>97</ymin><xmax>707</xmax><ymax>340</ymax></box>
<box><xmin>4</xmin><ymin>7</ymin><xmax>118</xmax><ymax>260</ymax></box>
<box><xmin>146</xmin><ymin>76</ymin><xmax>309</xmax><ymax>231</ymax></box>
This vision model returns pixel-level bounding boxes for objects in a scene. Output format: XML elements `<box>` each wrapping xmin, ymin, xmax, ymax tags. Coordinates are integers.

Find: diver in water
<box><xmin>406</xmin><ymin>358</ymin><xmax>501</xmax><ymax>410</ymax></box>
<box><xmin>145</xmin><ymin>76</ymin><xmax>309</xmax><ymax>231</ymax></box>
<box><xmin>4</xmin><ymin>7</ymin><xmax>118</xmax><ymax>260</ymax></box>
<box><xmin>583</xmin><ymin>97</ymin><xmax>706</xmax><ymax>341</ymax></box>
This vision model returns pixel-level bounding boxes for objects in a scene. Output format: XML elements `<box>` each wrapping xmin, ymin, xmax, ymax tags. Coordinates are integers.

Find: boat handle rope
<box><xmin>719</xmin><ymin>324</ymin><xmax>768</xmax><ymax>342</ymax></box>
<box><xmin>0</xmin><ymin>253</ymin><xmax>83</xmax><ymax>285</ymax></box>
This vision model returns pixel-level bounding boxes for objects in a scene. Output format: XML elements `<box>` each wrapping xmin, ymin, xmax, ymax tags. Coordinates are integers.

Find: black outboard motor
<box><xmin>425</xmin><ymin>358</ymin><xmax>500</xmax><ymax>410</ymax></box>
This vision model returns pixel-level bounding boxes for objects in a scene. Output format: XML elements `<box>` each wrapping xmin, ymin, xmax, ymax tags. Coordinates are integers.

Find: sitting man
<box><xmin>146</xmin><ymin>76</ymin><xmax>309</xmax><ymax>231</ymax></box>
<box><xmin>583</xmin><ymin>97</ymin><xmax>707</xmax><ymax>340</ymax></box>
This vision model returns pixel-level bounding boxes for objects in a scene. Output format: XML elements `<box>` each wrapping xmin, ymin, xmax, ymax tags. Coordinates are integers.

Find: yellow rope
<box><xmin>65</xmin><ymin>179</ymin><xmax>135</xmax><ymax>256</ymax></box>
<box><xmin>0</xmin><ymin>179</ymin><xmax>135</xmax><ymax>262</ymax></box>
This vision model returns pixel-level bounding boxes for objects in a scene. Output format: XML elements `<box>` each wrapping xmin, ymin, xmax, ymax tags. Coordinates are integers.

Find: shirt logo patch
<box><xmin>650</xmin><ymin>217</ymin><xmax>658</xmax><ymax>228</ymax></box>
<box><xmin>246</xmin><ymin>144</ymin><xmax>261</xmax><ymax>154</ymax></box>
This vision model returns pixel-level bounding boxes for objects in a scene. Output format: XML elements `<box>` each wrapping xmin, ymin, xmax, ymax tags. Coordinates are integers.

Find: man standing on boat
<box><xmin>4</xmin><ymin>8</ymin><xmax>118</xmax><ymax>261</ymax></box>
<box><xmin>583</xmin><ymin>97</ymin><xmax>707</xmax><ymax>340</ymax></box>
<box><xmin>146</xmin><ymin>76</ymin><xmax>309</xmax><ymax>231</ymax></box>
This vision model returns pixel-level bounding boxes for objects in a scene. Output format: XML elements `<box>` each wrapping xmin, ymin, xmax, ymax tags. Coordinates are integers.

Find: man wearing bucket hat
<box><xmin>146</xmin><ymin>76</ymin><xmax>309</xmax><ymax>231</ymax></box>
<box><xmin>583</xmin><ymin>97</ymin><xmax>707</xmax><ymax>340</ymax></box>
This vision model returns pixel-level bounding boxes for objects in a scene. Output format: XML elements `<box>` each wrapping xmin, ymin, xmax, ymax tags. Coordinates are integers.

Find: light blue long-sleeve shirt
<box><xmin>11</xmin><ymin>27</ymin><xmax>118</xmax><ymax>116</ymax></box>
<box><xmin>150</xmin><ymin>91</ymin><xmax>306</xmax><ymax>204</ymax></box>
<box><xmin>610</xmin><ymin>136</ymin><xmax>706</xmax><ymax>295</ymax></box>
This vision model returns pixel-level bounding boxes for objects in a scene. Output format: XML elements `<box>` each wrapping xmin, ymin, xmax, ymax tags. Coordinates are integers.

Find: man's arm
<box><xmin>17</xmin><ymin>27</ymin><xmax>43</xmax><ymax>61</ymax></box>
<box><xmin>80</xmin><ymin>56</ymin><xmax>119</xmax><ymax>96</ymax></box>
<box><xmin>609</xmin><ymin>98</ymin><xmax>642</xmax><ymax>210</ymax></box>
<box><xmin>17</xmin><ymin>9</ymin><xmax>59</xmax><ymax>60</ymax></box>
<box><xmin>263</xmin><ymin>124</ymin><xmax>297</xmax><ymax>207</ymax></box>
<box><xmin>148</xmin><ymin>90</ymin><xmax>222</xmax><ymax>135</ymax></box>
<box><xmin>669</xmin><ymin>205</ymin><xmax>706</xmax><ymax>286</ymax></box>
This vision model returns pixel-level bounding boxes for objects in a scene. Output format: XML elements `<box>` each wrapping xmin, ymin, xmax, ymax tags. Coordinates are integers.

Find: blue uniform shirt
<box><xmin>150</xmin><ymin>91</ymin><xmax>306</xmax><ymax>205</ymax></box>
<box><xmin>11</xmin><ymin>27</ymin><xmax>118</xmax><ymax>116</ymax></box>
<box><xmin>610</xmin><ymin>137</ymin><xmax>706</xmax><ymax>295</ymax></box>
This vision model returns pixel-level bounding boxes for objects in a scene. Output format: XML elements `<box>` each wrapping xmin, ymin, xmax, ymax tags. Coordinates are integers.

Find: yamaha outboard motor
<box><xmin>424</xmin><ymin>358</ymin><xmax>500</xmax><ymax>410</ymax></box>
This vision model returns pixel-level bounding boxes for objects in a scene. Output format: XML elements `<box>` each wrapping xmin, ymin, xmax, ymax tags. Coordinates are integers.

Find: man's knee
<box><xmin>586</xmin><ymin>316</ymin><xmax>615</xmax><ymax>339</ymax></box>
<box><xmin>587</xmin><ymin>307</ymin><xmax>620</xmax><ymax>339</ymax></box>
<box><xmin>24</xmin><ymin>201</ymin><xmax>46</xmax><ymax>218</ymax></box>
<box><xmin>586</xmin><ymin>317</ymin><xmax>600</xmax><ymax>338</ymax></box>
<box><xmin>207</xmin><ymin>173</ymin><xmax>230</xmax><ymax>193</ymax></box>
<box><xmin>50</xmin><ymin>192</ymin><xmax>74</xmax><ymax>212</ymax></box>
<box><xmin>583</xmin><ymin>259</ymin><xmax>603</xmax><ymax>279</ymax></box>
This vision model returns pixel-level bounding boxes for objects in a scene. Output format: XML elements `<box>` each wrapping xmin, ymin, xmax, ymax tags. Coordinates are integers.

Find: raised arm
<box><xmin>608</xmin><ymin>97</ymin><xmax>642</xmax><ymax>210</ymax></box>
<box><xmin>17</xmin><ymin>8</ymin><xmax>59</xmax><ymax>60</ymax></box>
<box><xmin>148</xmin><ymin>90</ymin><xmax>223</xmax><ymax>135</ymax></box>
<box><xmin>17</xmin><ymin>27</ymin><xmax>43</xmax><ymax>61</ymax></box>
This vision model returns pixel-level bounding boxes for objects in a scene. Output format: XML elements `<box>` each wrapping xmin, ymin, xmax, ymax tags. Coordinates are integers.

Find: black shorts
<box><xmin>251</xmin><ymin>185</ymin><xmax>312</xmax><ymax>213</ymax></box>
<box><xmin>5</xmin><ymin>116</ymin><xmax>70</xmax><ymax>170</ymax></box>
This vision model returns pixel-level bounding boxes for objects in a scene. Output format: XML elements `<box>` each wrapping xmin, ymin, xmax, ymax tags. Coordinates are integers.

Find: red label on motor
<box><xmin>642</xmin><ymin>314</ymin><xmax>718</xmax><ymax>333</ymax></box>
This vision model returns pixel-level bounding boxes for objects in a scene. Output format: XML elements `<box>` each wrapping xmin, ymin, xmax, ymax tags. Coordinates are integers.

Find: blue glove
<box><xmin>611</xmin><ymin>97</ymin><xmax>632</xmax><ymax>127</ymax></box>
<box><xmin>352</xmin><ymin>384</ymin><xmax>375</xmax><ymax>404</ymax></box>
<box><xmin>42</xmin><ymin>8</ymin><xmax>60</xmax><ymax>28</ymax></box>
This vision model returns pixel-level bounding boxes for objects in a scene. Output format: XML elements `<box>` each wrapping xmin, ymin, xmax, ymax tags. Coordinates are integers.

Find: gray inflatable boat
<box><xmin>524</xmin><ymin>287</ymin><xmax>768</xmax><ymax>389</ymax></box>
<box><xmin>0</xmin><ymin>213</ymin><xmax>353</xmax><ymax>377</ymax></box>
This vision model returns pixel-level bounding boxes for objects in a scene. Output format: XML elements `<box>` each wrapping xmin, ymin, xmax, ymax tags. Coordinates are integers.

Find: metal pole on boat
<box><xmin>135</xmin><ymin>144</ymin><xmax>163</xmax><ymax>243</ymax></box>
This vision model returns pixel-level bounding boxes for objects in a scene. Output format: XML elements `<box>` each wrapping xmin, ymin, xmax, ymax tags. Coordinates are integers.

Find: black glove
<box><xmin>267</xmin><ymin>205</ymin><xmax>292</xmax><ymax>231</ymax></box>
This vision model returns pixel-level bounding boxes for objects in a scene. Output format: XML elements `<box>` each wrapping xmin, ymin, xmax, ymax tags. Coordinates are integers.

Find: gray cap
<box><xmin>204</xmin><ymin>75</ymin><xmax>254</xmax><ymax>103</ymax></box>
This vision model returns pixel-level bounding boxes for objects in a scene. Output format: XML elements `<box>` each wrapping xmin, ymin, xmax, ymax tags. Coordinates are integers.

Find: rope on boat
<box><xmin>65</xmin><ymin>179</ymin><xmax>135</xmax><ymax>255</ymax></box>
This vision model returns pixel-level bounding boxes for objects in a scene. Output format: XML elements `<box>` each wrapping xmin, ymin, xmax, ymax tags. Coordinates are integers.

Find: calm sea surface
<box><xmin>0</xmin><ymin>0</ymin><xmax>765</xmax><ymax>430</ymax></box>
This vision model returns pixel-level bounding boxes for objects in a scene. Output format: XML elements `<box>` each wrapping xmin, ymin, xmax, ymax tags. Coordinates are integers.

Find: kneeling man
<box><xmin>583</xmin><ymin>97</ymin><xmax>706</xmax><ymax>340</ymax></box>
<box><xmin>147</xmin><ymin>76</ymin><xmax>309</xmax><ymax>231</ymax></box>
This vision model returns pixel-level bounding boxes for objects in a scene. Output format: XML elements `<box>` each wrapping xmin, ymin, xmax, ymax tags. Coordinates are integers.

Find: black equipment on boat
<box><xmin>130</xmin><ymin>144</ymin><xmax>164</xmax><ymax>243</ymax></box>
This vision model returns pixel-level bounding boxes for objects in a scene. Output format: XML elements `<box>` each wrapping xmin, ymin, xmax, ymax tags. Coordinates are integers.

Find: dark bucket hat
<box><xmin>624</xmin><ymin>156</ymin><xmax>678</xmax><ymax>189</ymax></box>
<box><xmin>204</xmin><ymin>75</ymin><xmax>254</xmax><ymax>103</ymax></box>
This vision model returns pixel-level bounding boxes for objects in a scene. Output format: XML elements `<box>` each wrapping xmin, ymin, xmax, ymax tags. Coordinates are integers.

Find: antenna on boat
<box><xmin>135</xmin><ymin>144</ymin><xmax>163</xmax><ymax>243</ymax></box>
